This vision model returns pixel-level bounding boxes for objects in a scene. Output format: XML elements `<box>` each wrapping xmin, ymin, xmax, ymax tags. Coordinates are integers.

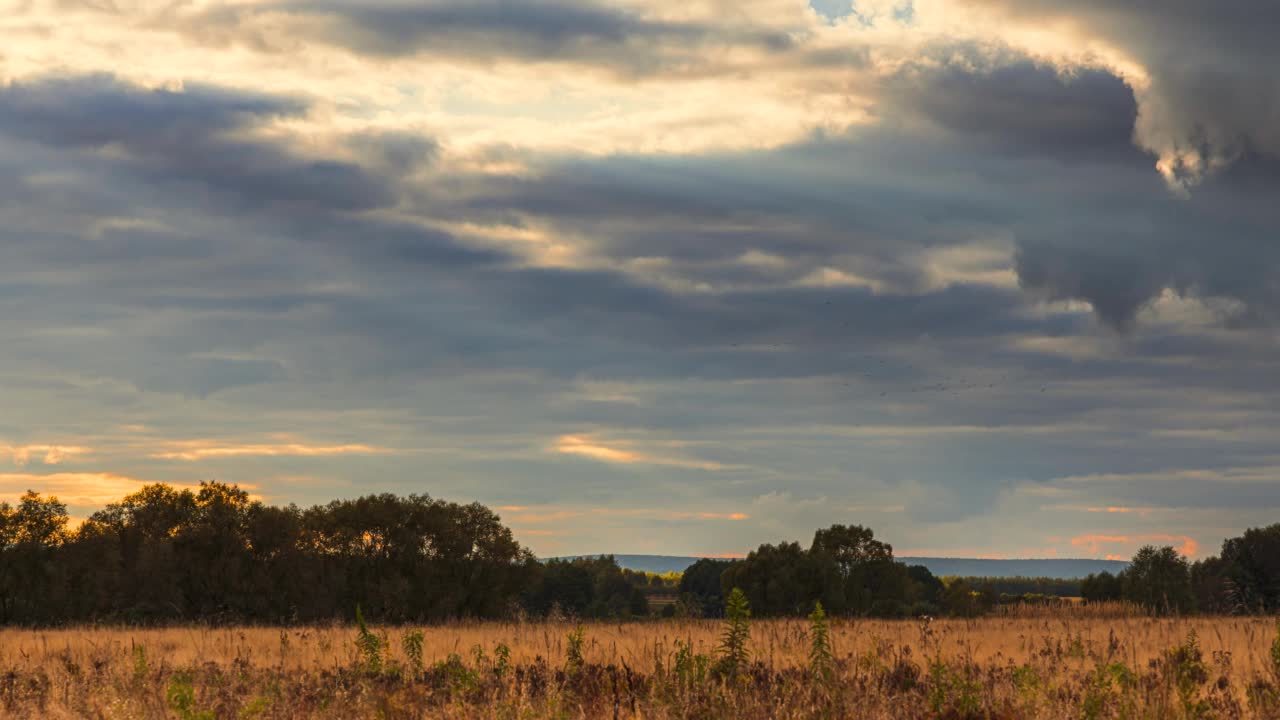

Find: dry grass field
<box><xmin>0</xmin><ymin>606</ymin><xmax>1277</xmax><ymax>719</ymax></box>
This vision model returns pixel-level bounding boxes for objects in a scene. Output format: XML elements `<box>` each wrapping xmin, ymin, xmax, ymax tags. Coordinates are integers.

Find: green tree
<box><xmin>721</xmin><ymin>542</ymin><xmax>825</xmax><ymax>616</ymax></box>
<box><xmin>0</xmin><ymin>492</ymin><xmax>70</xmax><ymax>622</ymax></box>
<box><xmin>523</xmin><ymin>556</ymin><xmax>646</xmax><ymax>620</ymax></box>
<box><xmin>1081</xmin><ymin>571</ymin><xmax>1124</xmax><ymax>603</ymax></box>
<box><xmin>1122</xmin><ymin>545</ymin><xmax>1194</xmax><ymax>615</ymax></box>
<box><xmin>942</xmin><ymin>580</ymin><xmax>979</xmax><ymax>617</ymax></box>
<box><xmin>12</xmin><ymin>490</ymin><xmax>70</xmax><ymax>546</ymax></box>
<box><xmin>810</xmin><ymin>524</ymin><xmax>893</xmax><ymax>572</ymax></box>
<box><xmin>1218</xmin><ymin>524</ymin><xmax>1280</xmax><ymax>613</ymax></box>
<box><xmin>678</xmin><ymin>558</ymin><xmax>736</xmax><ymax>617</ymax></box>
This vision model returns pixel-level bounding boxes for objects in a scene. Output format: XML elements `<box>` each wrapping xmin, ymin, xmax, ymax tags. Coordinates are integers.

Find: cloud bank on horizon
<box><xmin>1</xmin><ymin>0</ymin><xmax>1277</xmax><ymax>560</ymax></box>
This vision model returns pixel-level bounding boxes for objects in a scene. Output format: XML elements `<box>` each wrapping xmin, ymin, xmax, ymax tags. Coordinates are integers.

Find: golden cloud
<box><xmin>0</xmin><ymin>473</ymin><xmax>197</xmax><ymax>507</ymax></box>
<box><xmin>2</xmin><ymin>445</ymin><xmax>91</xmax><ymax>467</ymax></box>
<box><xmin>150</xmin><ymin>441</ymin><xmax>396</xmax><ymax>461</ymax></box>
<box><xmin>551</xmin><ymin>434</ymin><xmax>730</xmax><ymax>471</ymax></box>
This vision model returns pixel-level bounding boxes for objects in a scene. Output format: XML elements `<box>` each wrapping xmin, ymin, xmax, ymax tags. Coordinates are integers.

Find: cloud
<box><xmin>953</xmin><ymin>0</ymin><xmax>1280</xmax><ymax>190</ymax></box>
<box><xmin>882</xmin><ymin>59</ymin><xmax>1139</xmax><ymax>160</ymax></box>
<box><xmin>151</xmin><ymin>0</ymin><xmax>798</xmax><ymax>78</ymax></box>
<box><xmin>0</xmin><ymin>473</ymin><xmax>191</xmax><ymax>507</ymax></box>
<box><xmin>0</xmin><ymin>3</ymin><xmax>1277</xmax><ymax>559</ymax></box>
<box><xmin>2</xmin><ymin>445</ymin><xmax>90</xmax><ymax>467</ymax></box>
<box><xmin>0</xmin><ymin>73</ymin><xmax>302</xmax><ymax>148</ymax></box>
<box><xmin>0</xmin><ymin>74</ymin><xmax>395</xmax><ymax>214</ymax></box>
<box><xmin>149</xmin><ymin>441</ymin><xmax>398</xmax><ymax>461</ymax></box>
<box><xmin>551</xmin><ymin>434</ymin><xmax>730</xmax><ymax>471</ymax></box>
<box><xmin>1070</xmin><ymin>533</ymin><xmax>1200</xmax><ymax>558</ymax></box>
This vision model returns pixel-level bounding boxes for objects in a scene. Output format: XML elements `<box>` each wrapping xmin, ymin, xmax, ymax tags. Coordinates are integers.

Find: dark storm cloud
<box><xmin>881</xmin><ymin>60</ymin><xmax>1140</xmax><ymax>161</ymax></box>
<box><xmin>873</xmin><ymin>10</ymin><xmax>1280</xmax><ymax>330</ymax></box>
<box><xmin>959</xmin><ymin>0</ymin><xmax>1280</xmax><ymax>175</ymax></box>
<box><xmin>1011</xmin><ymin>156</ymin><xmax>1280</xmax><ymax>330</ymax></box>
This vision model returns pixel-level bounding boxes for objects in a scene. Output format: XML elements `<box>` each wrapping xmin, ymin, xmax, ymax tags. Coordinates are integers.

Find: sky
<box><xmin>1</xmin><ymin>0</ymin><xmax>1278</xmax><ymax>561</ymax></box>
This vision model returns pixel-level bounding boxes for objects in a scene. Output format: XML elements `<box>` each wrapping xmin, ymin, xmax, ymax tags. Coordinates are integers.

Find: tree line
<box><xmin>1080</xmin><ymin>525</ymin><xmax>1280</xmax><ymax>615</ymax></box>
<box><xmin>0</xmin><ymin>484</ymin><xmax>542</xmax><ymax>623</ymax></box>
<box><xmin>1</xmin><ymin>483</ymin><xmax>1276</xmax><ymax>623</ymax></box>
<box><xmin>685</xmin><ymin>528</ymin><xmax>1280</xmax><ymax>619</ymax></box>
<box><xmin>0</xmin><ymin>485</ymin><xmax>950</xmax><ymax>623</ymax></box>
<box><xmin>676</xmin><ymin>529</ymin><xmax>1086</xmax><ymax>619</ymax></box>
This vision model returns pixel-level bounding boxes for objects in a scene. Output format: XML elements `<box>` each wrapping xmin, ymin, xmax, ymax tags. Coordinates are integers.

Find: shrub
<box><xmin>565</xmin><ymin>624</ymin><xmax>586</xmax><ymax>673</ymax></box>
<box><xmin>167</xmin><ymin>673</ymin><xmax>214</xmax><ymax>720</ymax></box>
<box><xmin>401</xmin><ymin>629</ymin><xmax>424</xmax><ymax>673</ymax></box>
<box><xmin>354</xmin><ymin>605</ymin><xmax>383</xmax><ymax>675</ymax></box>
<box><xmin>808</xmin><ymin>601</ymin><xmax>834</xmax><ymax>685</ymax></box>
<box><xmin>715</xmin><ymin>588</ymin><xmax>752</xmax><ymax>679</ymax></box>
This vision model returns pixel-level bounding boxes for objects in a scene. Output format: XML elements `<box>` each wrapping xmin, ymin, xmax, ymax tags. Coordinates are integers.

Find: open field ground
<box><xmin>1</xmin><ymin>610</ymin><xmax>1278</xmax><ymax>719</ymax></box>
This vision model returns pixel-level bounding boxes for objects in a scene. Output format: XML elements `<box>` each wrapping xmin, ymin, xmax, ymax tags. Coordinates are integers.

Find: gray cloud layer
<box><xmin>153</xmin><ymin>0</ymin><xmax>796</xmax><ymax>77</ymax></box>
<box><xmin>3</xmin><ymin>0</ymin><xmax>1280</xmax><ymax>556</ymax></box>
<box><xmin>959</xmin><ymin>0</ymin><xmax>1280</xmax><ymax>182</ymax></box>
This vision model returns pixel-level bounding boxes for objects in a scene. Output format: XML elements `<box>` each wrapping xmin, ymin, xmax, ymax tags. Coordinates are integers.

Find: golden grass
<box><xmin>0</xmin><ymin>611</ymin><xmax>1277</xmax><ymax>718</ymax></box>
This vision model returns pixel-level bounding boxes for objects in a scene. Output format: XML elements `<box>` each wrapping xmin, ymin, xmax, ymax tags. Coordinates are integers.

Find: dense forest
<box><xmin>0</xmin><ymin>483</ymin><xmax>1276</xmax><ymax>624</ymax></box>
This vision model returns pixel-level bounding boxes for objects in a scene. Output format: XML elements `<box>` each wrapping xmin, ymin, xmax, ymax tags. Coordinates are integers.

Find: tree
<box><xmin>523</xmin><ymin>556</ymin><xmax>646</xmax><ymax>619</ymax></box>
<box><xmin>905</xmin><ymin>565</ymin><xmax>945</xmax><ymax>614</ymax></box>
<box><xmin>0</xmin><ymin>485</ymin><xmax>539</xmax><ymax>624</ymax></box>
<box><xmin>0</xmin><ymin>492</ymin><xmax>70</xmax><ymax>622</ymax></box>
<box><xmin>721</xmin><ymin>542</ymin><xmax>826</xmax><ymax>617</ymax></box>
<box><xmin>12</xmin><ymin>491</ymin><xmax>69</xmax><ymax>546</ymax></box>
<box><xmin>810</xmin><ymin>524</ymin><xmax>892</xmax><ymax>574</ymax></box>
<box><xmin>678</xmin><ymin>558</ymin><xmax>735</xmax><ymax>617</ymax></box>
<box><xmin>1081</xmin><ymin>571</ymin><xmax>1123</xmax><ymax>603</ymax></box>
<box><xmin>809</xmin><ymin>524</ymin><xmax>919</xmax><ymax>616</ymax></box>
<box><xmin>83</xmin><ymin>484</ymin><xmax>198</xmax><ymax>620</ymax></box>
<box><xmin>1190</xmin><ymin>557</ymin><xmax>1232</xmax><ymax>614</ymax></box>
<box><xmin>1218</xmin><ymin>524</ymin><xmax>1280</xmax><ymax>613</ymax></box>
<box><xmin>1122</xmin><ymin>545</ymin><xmax>1194</xmax><ymax>614</ymax></box>
<box><xmin>942</xmin><ymin>579</ymin><xmax>980</xmax><ymax>617</ymax></box>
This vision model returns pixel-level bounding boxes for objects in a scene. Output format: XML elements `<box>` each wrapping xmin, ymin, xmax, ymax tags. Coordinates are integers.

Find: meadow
<box><xmin>1</xmin><ymin>606</ymin><xmax>1278</xmax><ymax>719</ymax></box>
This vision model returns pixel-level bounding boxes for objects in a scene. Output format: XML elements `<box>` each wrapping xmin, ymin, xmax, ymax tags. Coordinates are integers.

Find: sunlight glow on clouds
<box><xmin>1071</xmin><ymin>534</ymin><xmax>1200</xmax><ymax>558</ymax></box>
<box><xmin>150</xmin><ymin>441</ymin><xmax>398</xmax><ymax>461</ymax></box>
<box><xmin>0</xmin><ymin>473</ymin><xmax>190</xmax><ymax>507</ymax></box>
<box><xmin>552</xmin><ymin>434</ymin><xmax>731</xmax><ymax>471</ymax></box>
<box><xmin>2</xmin><ymin>445</ymin><xmax>90</xmax><ymax>467</ymax></box>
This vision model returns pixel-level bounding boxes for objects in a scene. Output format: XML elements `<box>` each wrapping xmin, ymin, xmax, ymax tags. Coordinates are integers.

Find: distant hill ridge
<box><xmin>552</xmin><ymin>554</ymin><xmax>1129</xmax><ymax>579</ymax></box>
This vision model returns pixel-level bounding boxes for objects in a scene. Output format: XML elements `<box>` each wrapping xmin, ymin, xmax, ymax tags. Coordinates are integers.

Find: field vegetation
<box><xmin>1</xmin><ymin>608</ymin><xmax>1279</xmax><ymax>718</ymax></box>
